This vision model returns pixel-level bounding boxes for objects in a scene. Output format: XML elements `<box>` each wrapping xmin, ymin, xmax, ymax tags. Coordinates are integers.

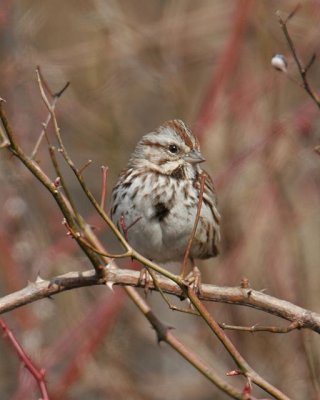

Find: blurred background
<box><xmin>0</xmin><ymin>0</ymin><xmax>320</xmax><ymax>399</ymax></box>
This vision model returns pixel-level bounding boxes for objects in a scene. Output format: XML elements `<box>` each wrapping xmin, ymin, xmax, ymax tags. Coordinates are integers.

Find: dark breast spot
<box><xmin>171</xmin><ymin>165</ymin><xmax>186</xmax><ymax>180</ymax></box>
<box><xmin>153</xmin><ymin>202</ymin><xmax>170</xmax><ymax>222</ymax></box>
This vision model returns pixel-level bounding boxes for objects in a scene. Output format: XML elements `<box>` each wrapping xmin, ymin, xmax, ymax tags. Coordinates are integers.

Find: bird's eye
<box><xmin>168</xmin><ymin>144</ymin><xmax>179</xmax><ymax>154</ymax></box>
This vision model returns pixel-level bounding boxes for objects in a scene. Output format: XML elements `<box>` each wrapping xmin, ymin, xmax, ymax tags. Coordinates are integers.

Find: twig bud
<box><xmin>54</xmin><ymin>177</ymin><xmax>61</xmax><ymax>187</ymax></box>
<box><xmin>271</xmin><ymin>54</ymin><xmax>288</xmax><ymax>72</ymax></box>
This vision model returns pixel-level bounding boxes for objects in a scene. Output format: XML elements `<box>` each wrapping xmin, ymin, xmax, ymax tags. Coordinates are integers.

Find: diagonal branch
<box><xmin>181</xmin><ymin>172</ymin><xmax>206</xmax><ymax>276</ymax></box>
<box><xmin>187</xmin><ymin>288</ymin><xmax>290</xmax><ymax>400</ymax></box>
<box><xmin>0</xmin><ymin>318</ymin><xmax>50</xmax><ymax>400</ymax></box>
<box><xmin>125</xmin><ymin>286</ymin><xmax>244</xmax><ymax>399</ymax></box>
<box><xmin>0</xmin><ymin>99</ymin><xmax>105</xmax><ymax>277</ymax></box>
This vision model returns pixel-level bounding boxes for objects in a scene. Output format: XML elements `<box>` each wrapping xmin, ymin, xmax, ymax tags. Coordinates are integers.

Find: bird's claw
<box><xmin>139</xmin><ymin>268</ymin><xmax>153</xmax><ymax>295</ymax></box>
<box><xmin>184</xmin><ymin>266</ymin><xmax>202</xmax><ymax>295</ymax></box>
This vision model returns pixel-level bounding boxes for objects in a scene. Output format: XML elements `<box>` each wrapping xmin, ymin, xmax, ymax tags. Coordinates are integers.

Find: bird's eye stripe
<box><xmin>141</xmin><ymin>139</ymin><xmax>164</xmax><ymax>148</ymax></box>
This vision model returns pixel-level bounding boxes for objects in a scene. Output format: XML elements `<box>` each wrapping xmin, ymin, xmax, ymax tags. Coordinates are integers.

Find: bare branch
<box><xmin>0</xmin><ymin>267</ymin><xmax>319</xmax><ymax>335</ymax></box>
<box><xmin>125</xmin><ymin>286</ymin><xmax>244</xmax><ymax>399</ymax></box>
<box><xmin>0</xmin><ymin>97</ymin><xmax>105</xmax><ymax>277</ymax></box>
<box><xmin>0</xmin><ymin>102</ymin><xmax>9</xmax><ymax>148</ymax></box>
<box><xmin>305</xmin><ymin>53</ymin><xmax>316</xmax><ymax>74</ymax></box>
<box><xmin>277</xmin><ymin>9</ymin><xmax>320</xmax><ymax>107</ymax></box>
<box><xmin>31</xmin><ymin>96</ymin><xmax>58</xmax><ymax>159</ymax></box>
<box><xmin>284</xmin><ymin>3</ymin><xmax>301</xmax><ymax>23</ymax></box>
<box><xmin>31</xmin><ymin>67</ymin><xmax>70</xmax><ymax>159</ymax></box>
<box><xmin>77</xmin><ymin>159</ymin><xmax>92</xmax><ymax>175</ymax></box>
<box><xmin>220</xmin><ymin>321</ymin><xmax>301</xmax><ymax>334</ymax></box>
<box><xmin>187</xmin><ymin>288</ymin><xmax>290</xmax><ymax>400</ymax></box>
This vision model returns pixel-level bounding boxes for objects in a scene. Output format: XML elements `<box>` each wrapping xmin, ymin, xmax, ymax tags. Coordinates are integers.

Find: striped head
<box><xmin>128</xmin><ymin>120</ymin><xmax>205</xmax><ymax>178</ymax></box>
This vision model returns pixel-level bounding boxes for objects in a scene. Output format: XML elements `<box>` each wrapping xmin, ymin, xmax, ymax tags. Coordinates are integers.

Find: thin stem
<box><xmin>0</xmin><ymin>107</ymin><xmax>9</xmax><ymax>148</ymax></box>
<box><xmin>181</xmin><ymin>172</ymin><xmax>206</xmax><ymax>277</ymax></box>
<box><xmin>0</xmin><ymin>318</ymin><xmax>50</xmax><ymax>400</ymax></box>
<box><xmin>187</xmin><ymin>288</ymin><xmax>291</xmax><ymax>400</ymax></box>
<box><xmin>49</xmin><ymin>146</ymin><xmax>82</xmax><ymax>223</ymax></box>
<box><xmin>277</xmin><ymin>10</ymin><xmax>320</xmax><ymax>107</ymax></box>
<box><xmin>64</xmin><ymin>221</ymin><xmax>131</xmax><ymax>259</ymax></box>
<box><xmin>78</xmin><ymin>159</ymin><xmax>92</xmax><ymax>174</ymax></box>
<box><xmin>31</xmin><ymin>96</ymin><xmax>58</xmax><ymax>159</ymax></box>
<box><xmin>220</xmin><ymin>320</ymin><xmax>301</xmax><ymax>333</ymax></box>
<box><xmin>0</xmin><ymin>101</ymin><xmax>104</xmax><ymax>275</ymax></box>
<box><xmin>100</xmin><ymin>166</ymin><xmax>108</xmax><ymax>210</ymax></box>
<box><xmin>31</xmin><ymin>70</ymin><xmax>69</xmax><ymax>159</ymax></box>
<box><xmin>125</xmin><ymin>286</ymin><xmax>244</xmax><ymax>400</ymax></box>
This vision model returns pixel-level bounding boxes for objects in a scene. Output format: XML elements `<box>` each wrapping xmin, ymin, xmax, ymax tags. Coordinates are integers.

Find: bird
<box><xmin>110</xmin><ymin>119</ymin><xmax>220</xmax><ymax>282</ymax></box>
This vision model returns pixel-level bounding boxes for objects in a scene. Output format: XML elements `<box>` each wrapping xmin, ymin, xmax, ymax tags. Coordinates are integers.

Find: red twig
<box><xmin>52</xmin><ymin>290</ymin><xmax>125</xmax><ymax>398</ymax></box>
<box><xmin>0</xmin><ymin>318</ymin><xmax>50</xmax><ymax>400</ymax></box>
<box><xmin>194</xmin><ymin>0</ymin><xmax>253</xmax><ymax>139</ymax></box>
<box><xmin>100</xmin><ymin>165</ymin><xmax>109</xmax><ymax>210</ymax></box>
<box><xmin>215</xmin><ymin>101</ymin><xmax>318</xmax><ymax>191</ymax></box>
<box><xmin>181</xmin><ymin>173</ymin><xmax>206</xmax><ymax>277</ymax></box>
<box><xmin>119</xmin><ymin>214</ymin><xmax>142</xmax><ymax>242</ymax></box>
<box><xmin>119</xmin><ymin>215</ymin><xmax>129</xmax><ymax>241</ymax></box>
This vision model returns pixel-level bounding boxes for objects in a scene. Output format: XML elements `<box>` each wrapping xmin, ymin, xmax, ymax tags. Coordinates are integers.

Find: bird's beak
<box><xmin>184</xmin><ymin>149</ymin><xmax>205</xmax><ymax>164</ymax></box>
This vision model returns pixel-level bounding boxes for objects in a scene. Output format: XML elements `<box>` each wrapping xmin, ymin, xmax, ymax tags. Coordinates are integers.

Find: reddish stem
<box><xmin>194</xmin><ymin>0</ymin><xmax>253</xmax><ymax>139</ymax></box>
<box><xmin>181</xmin><ymin>173</ymin><xmax>206</xmax><ymax>276</ymax></box>
<box><xmin>0</xmin><ymin>318</ymin><xmax>50</xmax><ymax>400</ymax></box>
<box><xmin>52</xmin><ymin>290</ymin><xmax>125</xmax><ymax>398</ymax></box>
<box><xmin>100</xmin><ymin>165</ymin><xmax>109</xmax><ymax>210</ymax></box>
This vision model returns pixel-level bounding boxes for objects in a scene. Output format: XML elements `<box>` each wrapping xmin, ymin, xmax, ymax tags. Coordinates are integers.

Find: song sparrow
<box><xmin>111</xmin><ymin>119</ymin><xmax>221</xmax><ymax>266</ymax></box>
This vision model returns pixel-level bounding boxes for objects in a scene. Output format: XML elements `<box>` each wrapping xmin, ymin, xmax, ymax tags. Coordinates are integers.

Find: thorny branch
<box><xmin>187</xmin><ymin>288</ymin><xmax>290</xmax><ymax>400</ymax></box>
<box><xmin>126</xmin><ymin>286</ymin><xmax>245</xmax><ymax>400</ymax></box>
<box><xmin>0</xmin><ymin>267</ymin><xmax>319</xmax><ymax>335</ymax></box>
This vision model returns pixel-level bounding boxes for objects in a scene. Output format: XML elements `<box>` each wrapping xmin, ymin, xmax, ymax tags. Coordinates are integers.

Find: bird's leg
<box><xmin>138</xmin><ymin>266</ymin><xmax>154</xmax><ymax>295</ymax></box>
<box><xmin>184</xmin><ymin>258</ymin><xmax>202</xmax><ymax>295</ymax></box>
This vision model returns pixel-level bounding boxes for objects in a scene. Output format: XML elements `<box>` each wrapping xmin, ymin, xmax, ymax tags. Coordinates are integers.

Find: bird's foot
<box><xmin>138</xmin><ymin>267</ymin><xmax>154</xmax><ymax>295</ymax></box>
<box><xmin>184</xmin><ymin>266</ymin><xmax>202</xmax><ymax>295</ymax></box>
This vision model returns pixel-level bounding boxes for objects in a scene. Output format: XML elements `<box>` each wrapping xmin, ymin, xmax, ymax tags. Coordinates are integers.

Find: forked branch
<box><xmin>277</xmin><ymin>8</ymin><xmax>320</xmax><ymax>108</ymax></box>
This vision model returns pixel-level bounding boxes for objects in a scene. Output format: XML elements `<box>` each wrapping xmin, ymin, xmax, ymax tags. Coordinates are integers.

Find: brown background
<box><xmin>0</xmin><ymin>1</ymin><xmax>319</xmax><ymax>399</ymax></box>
